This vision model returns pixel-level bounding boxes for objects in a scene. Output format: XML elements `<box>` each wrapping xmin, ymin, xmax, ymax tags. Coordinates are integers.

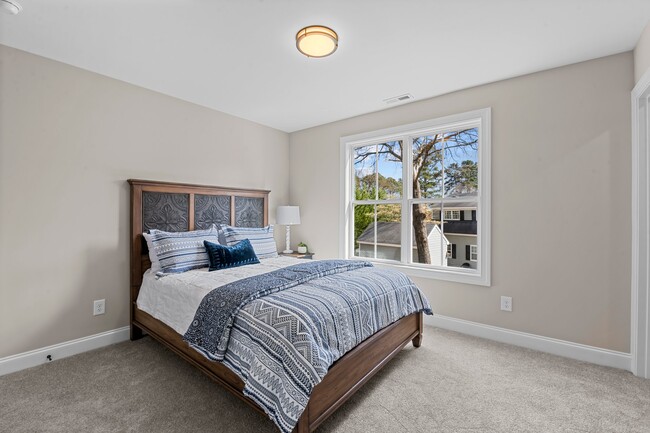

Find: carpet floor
<box><xmin>1</xmin><ymin>327</ymin><xmax>649</xmax><ymax>433</ymax></box>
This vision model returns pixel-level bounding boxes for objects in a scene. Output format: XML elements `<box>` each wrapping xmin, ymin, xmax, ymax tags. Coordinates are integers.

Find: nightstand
<box><xmin>280</xmin><ymin>252</ymin><xmax>314</xmax><ymax>259</ymax></box>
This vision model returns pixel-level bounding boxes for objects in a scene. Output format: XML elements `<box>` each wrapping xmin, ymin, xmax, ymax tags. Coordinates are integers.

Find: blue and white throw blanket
<box><xmin>184</xmin><ymin>260</ymin><xmax>432</xmax><ymax>433</ymax></box>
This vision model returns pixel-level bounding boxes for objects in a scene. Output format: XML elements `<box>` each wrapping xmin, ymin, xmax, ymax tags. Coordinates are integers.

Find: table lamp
<box><xmin>276</xmin><ymin>206</ymin><xmax>301</xmax><ymax>254</ymax></box>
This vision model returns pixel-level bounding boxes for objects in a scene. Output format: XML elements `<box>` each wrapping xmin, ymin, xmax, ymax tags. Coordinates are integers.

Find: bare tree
<box><xmin>354</xmin><ymin>129</ymin><xmax>478</xmax><ymax>264</ymax></box>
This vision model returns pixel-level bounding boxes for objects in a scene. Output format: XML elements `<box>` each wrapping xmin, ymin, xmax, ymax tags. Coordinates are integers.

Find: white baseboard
<box><xmin>0</xmin><ymin>318</ymin><xmax>632</xmax><ymax>376</ymax></box>
<box><xmin>425</xmin><ymin>315</ymin><xmax>631</xmax><ymax>371</ymax></box>
<box><xmin>0</xmin><ymin>326</ymin><xmax>130</xmax><ymax>377</ymax></box>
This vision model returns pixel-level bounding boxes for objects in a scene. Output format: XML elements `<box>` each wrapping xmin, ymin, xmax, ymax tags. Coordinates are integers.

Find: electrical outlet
<box><xmin>93</xmin><ymin>299</ymin><xmax>105</xmax><ymax>316</ymax></box>
<box><xmin>500</xmin><ymin>296</ymin><xmax>512</xmax><ymax>312</ymax></box>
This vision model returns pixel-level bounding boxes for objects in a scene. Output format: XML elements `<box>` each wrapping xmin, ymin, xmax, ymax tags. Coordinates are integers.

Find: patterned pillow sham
<box><xmin>143</xmin><ymin>224</ymin><xmax>220</xmax><ymax>274</ymax></box>
<box><xmin>204</xmin><ymin>239</ymin><xmax>260</xmax><ymax>271</ymax></box>
<box><xmin>221</xmin><ymin>225</ymin><xmax>278</xmax><ymax>259</ymax></box>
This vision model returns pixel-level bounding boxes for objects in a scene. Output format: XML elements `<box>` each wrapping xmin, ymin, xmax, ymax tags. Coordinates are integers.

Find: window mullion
<box><xmin>373</xmin><ymin>204</ymin><xmax>377</xmax><ymax>259</ymax></box>
<box><xmin>347</xmin><ymin>143</ymin><xmax>354</xmax><ymax>259</ymax></box>
<box><xmin>352</xmin><ymin>199</ymin><xmax>402</xmax><ymax>205</ymax></box>
<box><xmin>402</xmin><ymin>136</ymin><xmax>412</xmax><ymax>264</ymax></box>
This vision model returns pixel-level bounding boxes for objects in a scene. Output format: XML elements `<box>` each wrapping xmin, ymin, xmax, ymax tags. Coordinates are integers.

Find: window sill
<box><xmin>369</xmin><ymin>260</ymin><xmax>491</xmax><ymax>286</ymax></box>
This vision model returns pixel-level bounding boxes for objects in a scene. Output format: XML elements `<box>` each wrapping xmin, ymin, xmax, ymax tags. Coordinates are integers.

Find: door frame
<box><xmin>631</xmin><ymin>68</ymin><xmax>650</xmax><ymax>378</ymax></box>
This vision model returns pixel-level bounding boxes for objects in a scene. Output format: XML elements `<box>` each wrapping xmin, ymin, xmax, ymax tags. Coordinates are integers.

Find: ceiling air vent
<box><xmin>383</xmin><ymin>93</ymin><xmax>413</xmax><ymax>105</ymax></box>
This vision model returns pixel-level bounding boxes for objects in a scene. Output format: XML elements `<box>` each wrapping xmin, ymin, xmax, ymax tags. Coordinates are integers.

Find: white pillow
<box><xmin>143</xmin><ymin>224</ymin><xmax>221</xmax><ymax>274</ymax></box>
<box><xmin>221</xmin><ymin>225</ymin><xmax>278</xmax><ymax>259</ymax></box>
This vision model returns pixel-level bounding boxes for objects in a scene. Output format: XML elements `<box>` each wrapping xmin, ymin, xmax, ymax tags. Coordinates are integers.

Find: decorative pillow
<box><xmin>142</xmin><ymin>232</ymin><xmax>162</xmax><ymax>273</ymax></box>
<box><xmin>204</xmin><ymin>239</ymin><xmax>260</xmax><ymax>271</ymax></box>
<box><xmin>221</xmin><ymin>225</ymin><xmax>278</xmax><ymax>259</ymax></box>
<box><xmin>143</xmin><ymin>224</ymin><xmax>220</xmax><ymax>274</ymax></box>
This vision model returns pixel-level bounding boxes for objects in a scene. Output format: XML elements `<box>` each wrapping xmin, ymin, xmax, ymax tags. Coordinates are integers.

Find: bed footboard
<box><xmin>293</xmin><ymin>311</ymin><xmax>423</xmax><ymax>433</ymax></box>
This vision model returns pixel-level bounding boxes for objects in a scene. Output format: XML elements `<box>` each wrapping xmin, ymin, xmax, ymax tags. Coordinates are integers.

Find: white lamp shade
<box><xmin>276</xmin><ymin>206</ymin><xmax>301</xmax><ymax>225</ymax></box>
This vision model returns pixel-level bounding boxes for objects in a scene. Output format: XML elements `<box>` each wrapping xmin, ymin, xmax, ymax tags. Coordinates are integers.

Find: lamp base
<box><xmin>283</xmin><ymin>249</ymin><xmax>294</xmax><ymax>254</ymax></box>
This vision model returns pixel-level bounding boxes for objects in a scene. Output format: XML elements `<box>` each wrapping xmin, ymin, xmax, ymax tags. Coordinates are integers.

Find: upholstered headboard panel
<box><xmin>128</xmin><ymin>179</ymin><xmax>270</xmax><ymax>319</ymax></box>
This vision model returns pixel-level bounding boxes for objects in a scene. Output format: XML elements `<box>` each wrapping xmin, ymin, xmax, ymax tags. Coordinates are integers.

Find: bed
<box><xmin>128</xmin><ymin>179</ymin><xmax>430</xmax><ymax>432</ymax></box>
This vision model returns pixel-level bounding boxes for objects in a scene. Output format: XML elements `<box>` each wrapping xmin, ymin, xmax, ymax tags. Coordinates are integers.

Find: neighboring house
<box><xmin>442</xmin><ymin>214</ymin><xmax>478</xmax><ymax>270</ymax></box>
<box><xmin>356</xmin><ymin>203</ymin><xmax>478</xmax><ymax>269</ymax></box>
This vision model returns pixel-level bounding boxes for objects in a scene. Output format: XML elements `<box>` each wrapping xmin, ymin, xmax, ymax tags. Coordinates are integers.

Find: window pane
<box><xmin>353</xmin><ymin>203</ymin><xmax>402</xmax><ymax>261</ymax></box>
<box><xmin>442</xmin><ymin>205</ymin><xmax>478</xmax><ymax>270</ymax></box>
<box><xmin>412</xmin><ymin>135</ymin><xmax>443</xmax><ymax>199</ymax></box>
<box><xmin>376</xmin><ymin>141</ymin><xmax>403</xmax><ymax>199</ymax></box>
<box><xmin>443</xmin><ymin>128</ymin><xmax>479</xmax><ymax>199</ymax></box>
<box><xmin>354</xmin><ymin>145</ymin><xmax>377</xmax><ymax>201</ymax></box>
<box><xmin>354</xmin><ymin>203</ymin><xmax>376</xmax><ymax>258</ymax></box>
<box><xmin>376</xmin><ymin>203</ymin><xmax>401</xmax><ymax>261</ymax></box>
<box><xmin>411</xmin><ymin>203</ymin><xmax>443</xmax><ymax>265</ymax></box>
<box><xmin>411</xmin><ymin>203</ymin><xmax>478</xmax><ymax>270</ymax></box>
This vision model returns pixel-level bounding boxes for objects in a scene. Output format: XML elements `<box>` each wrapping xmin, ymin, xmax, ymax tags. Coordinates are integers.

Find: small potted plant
<box><xmin>297</xmin><ymin>242</ymin><xmax>308</xmax><ymax>254</ymax></box>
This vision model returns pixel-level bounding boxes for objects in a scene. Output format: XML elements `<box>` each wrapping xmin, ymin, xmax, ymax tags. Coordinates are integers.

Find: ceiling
<box><xmin>1</xmin><ymin>0</ymin><xmax>650</xmax><ymax>132</ymax></box>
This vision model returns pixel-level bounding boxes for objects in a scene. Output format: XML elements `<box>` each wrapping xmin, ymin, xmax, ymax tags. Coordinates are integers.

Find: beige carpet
<box><xmin>1</xmin><ymin>327</ymin><xmax>649</xmax><ymax>433</ymax></box>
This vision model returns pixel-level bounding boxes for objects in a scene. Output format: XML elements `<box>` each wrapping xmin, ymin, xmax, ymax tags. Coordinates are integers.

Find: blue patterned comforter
<box><xmin>184</xmin><ymin>260</ymin><xmax>432</xmax><ymax>433</ymax></box>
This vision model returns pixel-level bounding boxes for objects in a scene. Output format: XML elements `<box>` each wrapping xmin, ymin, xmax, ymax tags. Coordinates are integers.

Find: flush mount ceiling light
<box><xmin>0</xmin><ymin>0</ymin><xmax>22</xmax><ymax>15</ymax></box>
<box><xmin>296</xmin><ymin>25</ymin><xmax>338</xmax><ymax>58</ymax></box>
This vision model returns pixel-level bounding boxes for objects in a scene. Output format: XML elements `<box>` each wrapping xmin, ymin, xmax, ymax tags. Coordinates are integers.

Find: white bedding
<box><xmin>136</xmin><ymin>256</ymin><xmax>303</xmax><ymax>335</ymax></box>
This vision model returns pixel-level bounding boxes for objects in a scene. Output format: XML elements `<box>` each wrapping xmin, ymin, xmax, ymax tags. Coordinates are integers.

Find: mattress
<box><xmin>136</xmin><ymin>256</ymin><xmax>302</xmax><ymax>335</ymax></box>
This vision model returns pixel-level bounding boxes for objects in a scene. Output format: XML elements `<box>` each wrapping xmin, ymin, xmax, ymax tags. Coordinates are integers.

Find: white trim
<box><xmin>340</xmin><ymin>108</ymin><xmax>491</xmax><ymax>286</ymax></box>
<box><xmin>0</xmin><ymin>327</ymin><xmax>130</xmax><ymax>377</ymax></box>
<box><xmin>631</xmin><ymin>67</ymin><xmax>650</xmax><ymax>379</ymax></box>
<box><xmin>426</xmin><ymin>315</ymin><xmax>631</xmax><ymax>371</ymax></box>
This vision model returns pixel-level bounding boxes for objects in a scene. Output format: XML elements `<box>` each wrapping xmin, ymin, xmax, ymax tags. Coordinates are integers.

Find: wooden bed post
<box><xmin>130</xmin><ymin>181</ymin><xmax>145</xmax><ymax>341</ymax></box>
<box><xmin>412</xmin><ymin>311</ymin><xmax>423</xmax><ymax>348</ymax></box>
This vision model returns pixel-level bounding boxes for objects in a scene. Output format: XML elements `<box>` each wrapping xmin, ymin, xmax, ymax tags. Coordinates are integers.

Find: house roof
<box><xmin>357</xmin><ymin>222</ymin><xmax>435</xmax><ymax>245</ymax></box>
<box><xmin>440</xmin><ymin>193</ymin><xmax>478</xmax><ymax>210</ymax></box>
<box><xmin>357</xmin><ymin>220</ymin><xmax>476</xmax><ymax>245</ymax></box>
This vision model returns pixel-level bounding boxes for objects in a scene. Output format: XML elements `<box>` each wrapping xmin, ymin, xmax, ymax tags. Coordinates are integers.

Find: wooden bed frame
<box><xmin>128</xmin><ymin>179</ymin><xmax>424</xmax><ymax>432</ymax></box>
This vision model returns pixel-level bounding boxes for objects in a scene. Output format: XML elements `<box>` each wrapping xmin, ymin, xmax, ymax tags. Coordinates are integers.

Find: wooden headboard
<box><xmin>128</xmin><ymin>179</ymin><xmax>270</xmax><ymax>324</ymax></box>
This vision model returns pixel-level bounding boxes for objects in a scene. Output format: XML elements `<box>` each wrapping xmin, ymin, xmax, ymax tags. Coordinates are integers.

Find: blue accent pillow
<box><xmin>204</xmin><ymin>239</ymin><xmax>260</xmax><ymax>271</ymax></box>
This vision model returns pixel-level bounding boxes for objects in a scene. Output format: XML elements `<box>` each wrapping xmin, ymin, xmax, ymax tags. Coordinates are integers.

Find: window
<box><xmin>444</xmin><ymin>210</ymin><xmax>460</xmax><ymax>221</ymax></box>
<box><xmin>340</xmin><ymin>108</ymin><xmax>491</xmax><ymax>286</ymax></box>
<box><xmin>447</xmin><ymin>243</ymin><xmax>457</xmax><ymax>259</ymax></box>
<box><xmin>470</xmin><ymin>245</ymin><xmax>478</xmax><ymax>262</ymax></box>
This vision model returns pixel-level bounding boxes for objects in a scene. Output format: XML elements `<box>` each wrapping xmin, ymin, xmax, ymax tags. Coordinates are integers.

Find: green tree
<box><xmin>444</xmin><ymin>160</ymin><xmax>478</xmax><ymax>196</ymax></box>
<box><xmin>357</xmin><ymin>173</ymin><xmax>402</xmax><ymax>199</ymax></box>
<box><xmin>353</xmin><ymin>176</ymin><xmax>403</xmax><ymax>249</ymax></box>
<box><xmin>354</xmin><ymin>185</ymin><xmax>375</xmax><ymax>244</ymax></box>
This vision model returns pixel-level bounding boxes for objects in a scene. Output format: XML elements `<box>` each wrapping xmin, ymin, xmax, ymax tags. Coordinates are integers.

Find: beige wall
<box><xmin>0</xmin><ymin>45</ymin><xmax>290</xmax><ymax>358</ymax></box>
<box><xmin>635</xmin><ymin>21</ymin><xmax>650</xmax><ymax>84</ymax></box>
<box><xmin>289</xmin><ymin>52</ymin><xmax>633</xmax><ymax>352</ymax></box>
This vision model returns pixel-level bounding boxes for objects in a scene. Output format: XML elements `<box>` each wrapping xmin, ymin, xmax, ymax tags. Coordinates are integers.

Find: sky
<box><xmin>354</xmin><ymin>128</ymin><xmax>479</xmax><ymax>182</ymax></box>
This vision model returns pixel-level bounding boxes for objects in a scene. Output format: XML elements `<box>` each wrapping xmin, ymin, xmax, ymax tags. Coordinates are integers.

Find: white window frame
<box><xmin>444</xmin><ymin>210</ymin><xmax>461</xmax><ymax>221</ymax></box>
<box><xmin>339</xmin><ymin>108</ymin><xmax>491</xmax><ymax>286</ymax></box>
<box><xmin>470</xmin><ymin>244</ymin><xmax>478</xmax><ymax>262</ymax></box>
